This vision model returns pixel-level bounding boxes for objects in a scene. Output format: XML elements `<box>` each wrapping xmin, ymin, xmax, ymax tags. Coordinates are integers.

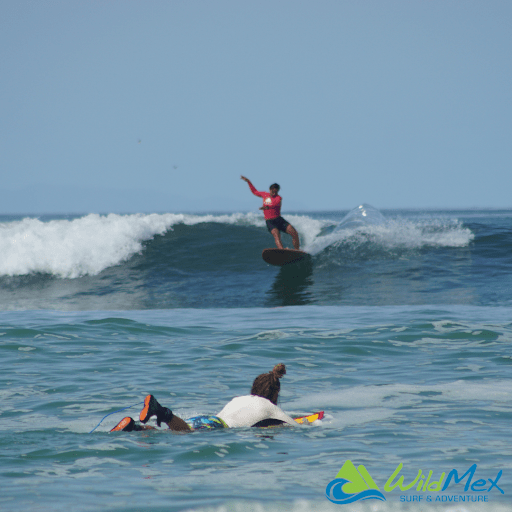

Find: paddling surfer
<box><xmin>111</xmin><ymin>364</ymin><xmax>296</xmax><ymax>432</ymax></box>
<box><xmin>240</xmin><ymin>176</ymin><xmax>300</xmax><ymax>250</ymax></box>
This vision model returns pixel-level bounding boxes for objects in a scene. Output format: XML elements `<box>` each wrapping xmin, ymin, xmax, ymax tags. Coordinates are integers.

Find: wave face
<box><xmin>0</xmin><ymin>208</ymin><xmax>510</xmax><ymax>310</ymax></box>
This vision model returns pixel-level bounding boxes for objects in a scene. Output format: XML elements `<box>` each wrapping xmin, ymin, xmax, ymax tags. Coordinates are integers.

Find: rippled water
<box><xmin>1</xmin><ymin>305</ymin><xmax>511</xmax><ymax>511</ymax></box>
<box><xmin>1</xmin><ymin>208</ymin><xmax>511</xmax><ymax>511</ymax></box>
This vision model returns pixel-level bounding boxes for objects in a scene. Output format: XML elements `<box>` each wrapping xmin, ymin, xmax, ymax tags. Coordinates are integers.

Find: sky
<box><xmin>1</xmin><ymin>0</ymin><xmax>511</xmax><ymax>214</ymax></box>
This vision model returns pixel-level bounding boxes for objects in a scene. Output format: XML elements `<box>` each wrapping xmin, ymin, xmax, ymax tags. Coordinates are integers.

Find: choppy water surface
<box><xmin>1</xmin><ymin>305</ymin><xmax>511</xmax><ymax>511</ymax></box>
<box><xmin>1</xmin><ymin>208</ymin><xmax>511</xmax><ymax>511</ymax></box>
<box><xmin>2</xmin><ymin>207</ymin><xmax>511</xmax><ymax>310</ymax></box>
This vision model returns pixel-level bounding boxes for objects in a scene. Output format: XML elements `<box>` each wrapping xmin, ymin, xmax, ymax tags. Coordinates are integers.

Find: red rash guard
<box><xmin>248</xmin><ymin>182</ymin><xmax>282</xmax><ymax>220</ymax></box>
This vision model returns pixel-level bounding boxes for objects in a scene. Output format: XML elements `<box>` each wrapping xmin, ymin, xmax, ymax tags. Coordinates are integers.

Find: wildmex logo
<box><xmin>325</xmin><ymin>460</ymin><xmax>386</xmax><ymax>504</ymax></box>
<box><xmin>326</xmin><ymin>460</ymin><xmax>504</xmax><ymax>505</ymax></box>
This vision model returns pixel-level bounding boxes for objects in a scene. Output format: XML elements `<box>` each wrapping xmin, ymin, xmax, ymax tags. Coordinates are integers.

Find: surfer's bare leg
<box><xmin>166</xmin><ymin>415</ymin><xmax>192</xmax><ymax>432</ymax></box>
<box><xmin>286</xmin><ymin>225</ymin><xmax>300</xmax><ymax>250</ymax></box>
<box><xmin>271</xmin><ymin>228</ymin><xmax>285</xmax><ymax>249</ymax></box>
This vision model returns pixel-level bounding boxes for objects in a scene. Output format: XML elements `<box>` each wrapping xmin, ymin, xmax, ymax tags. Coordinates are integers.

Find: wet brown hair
<box><xmin>250</xmin><ymin>363</ymin><xmax>286</xmax><ymax>405</ymax></box>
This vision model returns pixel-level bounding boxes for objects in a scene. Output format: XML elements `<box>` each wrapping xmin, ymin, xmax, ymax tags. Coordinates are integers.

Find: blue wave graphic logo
<box><xmin>325</xmin><ymin>460</ymin><xmax>386</xmax><ymax>504</ymax></box>
<box><xmin>326</xmin><ymin>478</ymin><xmax>386</xmax><ymax>504</ymax></box>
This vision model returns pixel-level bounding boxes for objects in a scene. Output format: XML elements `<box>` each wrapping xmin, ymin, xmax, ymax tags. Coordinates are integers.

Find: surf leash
<box><xmin>89</xmin><ymin>400</ymin><xmax>145</xmax><ymax>433</ymax></box>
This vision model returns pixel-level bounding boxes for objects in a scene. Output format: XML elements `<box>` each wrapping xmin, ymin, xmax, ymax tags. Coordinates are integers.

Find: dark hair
<box><xmin>269</xmin><ymin>183</ymin><xmax>280</xmax><ymax>191</ymax></box>
<box><xmin>250</xmin><ymin>363</ymin><xmax>286</xmax><ymax>405</ymax></box>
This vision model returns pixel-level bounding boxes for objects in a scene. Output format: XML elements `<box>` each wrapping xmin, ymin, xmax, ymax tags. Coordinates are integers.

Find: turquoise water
<box><xmin>1</xmin><ymin>208</ymin><xmax>511</xmax><ymax>511</ymax></box>
<box><xmin>2</xmin><ymin>306</ymin><xmax>511</xmax><ymax>511</ymax></box>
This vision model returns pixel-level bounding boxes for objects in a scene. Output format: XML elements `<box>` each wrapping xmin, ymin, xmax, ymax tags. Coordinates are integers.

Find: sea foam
<box><xmin>308</xmin><ymin>206</ymin><xmax>475</xmax><ymax>255</ymax></box>
<box><xmin>0</xmin><ymin>212</ymin><xmax>329</xmax><ymax>278</ymax></box>
<box><xmin>0</xmin><ymin>214</ymin><xmax>173</xmax><ymax>278</ymax></box>
<box><xmin>0</xmin><ymin>210</ymin><xmax>474</xmax><ymax>278</ymax></box>
<box><xmin>0</xmin><ymin>213</ymin><xmax>254</xmax><ymax>278</ymax></box>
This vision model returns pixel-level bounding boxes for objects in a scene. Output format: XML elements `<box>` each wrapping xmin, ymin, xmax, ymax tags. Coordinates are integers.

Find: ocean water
<box><xmin>1</xmin><ymin>206</ymin><xmax>511</xmax><ymax>512</ymax></box>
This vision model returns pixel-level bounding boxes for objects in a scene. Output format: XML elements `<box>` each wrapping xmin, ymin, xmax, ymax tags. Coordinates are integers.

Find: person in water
<box><xmin>110</xmin><ymin>364</ymin><xmax>296</xmax><ymax>432</ymax></box>
<box><xmin>240</xmin><ymin>176</ymin><xmax>300</xmax><ymax>250</ymax></box>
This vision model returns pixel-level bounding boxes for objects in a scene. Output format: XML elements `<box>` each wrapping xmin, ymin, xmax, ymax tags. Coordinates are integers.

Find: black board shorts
<box><xmin>266</xmin><ymin>216</ymin><xmax>290</xmax><ymax>233</ymax></box>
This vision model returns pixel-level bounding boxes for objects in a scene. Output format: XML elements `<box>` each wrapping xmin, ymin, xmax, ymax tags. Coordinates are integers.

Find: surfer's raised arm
<box><xmin>240</xmin><ymin>175</ymin><xmax>261</xmax><ymax>197</ymax></box>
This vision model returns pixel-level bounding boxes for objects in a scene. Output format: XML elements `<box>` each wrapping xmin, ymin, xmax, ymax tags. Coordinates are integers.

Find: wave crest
<box><xmin>309</xmin><ymin>205</ymin><xmax>474</xmax><ymax>257</ymax></box>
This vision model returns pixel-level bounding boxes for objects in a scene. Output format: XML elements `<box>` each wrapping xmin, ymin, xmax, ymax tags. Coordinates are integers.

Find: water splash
<box><xmin>334</xmin><ymin>204</ymin><xmax>386</xmax><ymax>231</ymax></box>
<box><xmin>308</xmin><ymin>205</ymin><xmax>474</xmax><ymax>257</ymax></box>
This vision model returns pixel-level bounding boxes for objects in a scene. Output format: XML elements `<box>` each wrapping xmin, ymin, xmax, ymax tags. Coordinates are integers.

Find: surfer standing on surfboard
<box><xmin>240</xmin><ymin>176</ymin><xmax>300</xmax><ymax>250</ymax></box>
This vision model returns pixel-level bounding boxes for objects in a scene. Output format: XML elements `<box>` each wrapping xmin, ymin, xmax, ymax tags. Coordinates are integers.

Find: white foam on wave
<box><xmin>0</xmin><ymin>212</ymin><xmax>331</xmax><ymax>278</ymax></box>
<box><xmin>0</xmin><ymin>214</ymin><xmax>172</xmax><ymax>278</ymax></box>
<box><xmin>284</xmin><ymin>214</ymin><xmax>332</xmax><ymax>251</ymax></box>
<box><xmin>308</xmin><ymin>216</ymin><xmax>475</xmax><ymax>255</ymax></box>
<box><xmin>0</xmin><ymin>211</ymin><xmax>474</xmax><ymax>277</ymax></box>
<box><xmin>0</xmin><ymin>213</ymin><xmax>284</xmax><ymax>278</ymax></box>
